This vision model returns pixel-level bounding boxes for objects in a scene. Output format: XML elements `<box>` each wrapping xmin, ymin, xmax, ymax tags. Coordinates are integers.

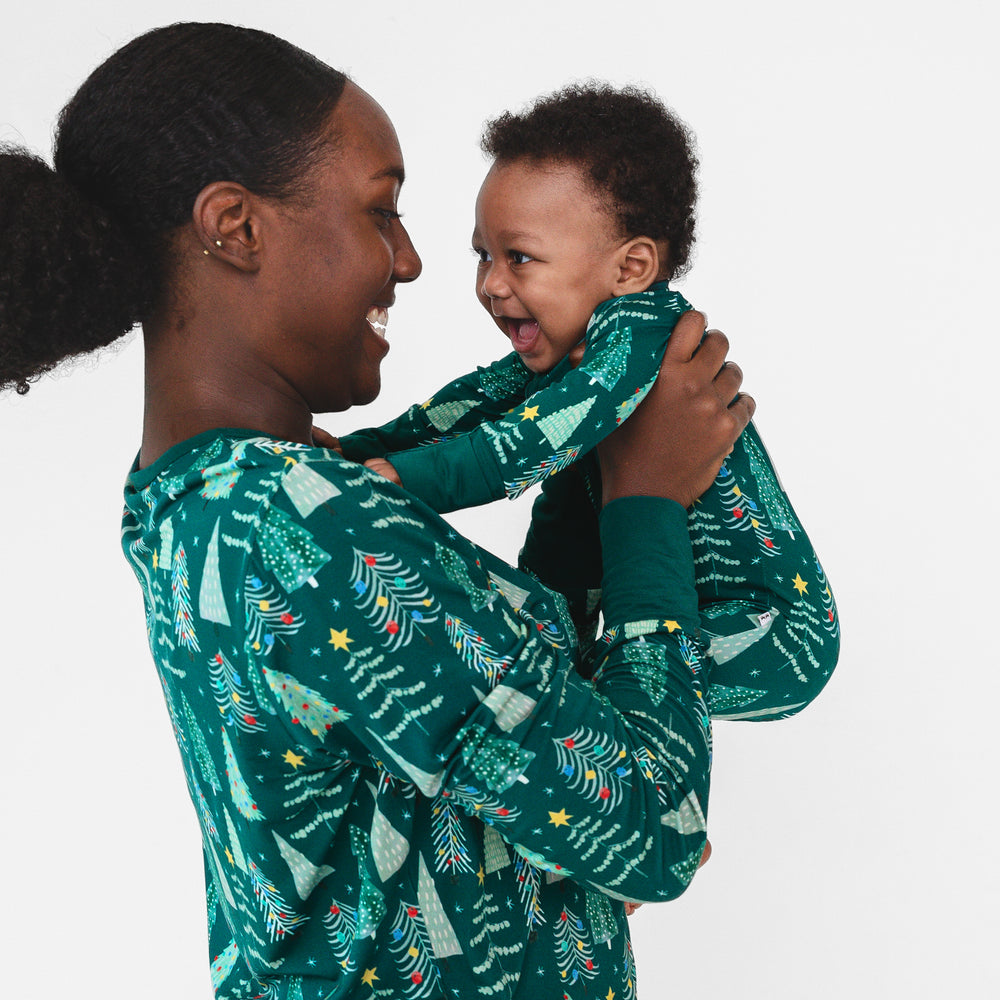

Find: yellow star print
<box><xmin>606</xmin><ymin>990</ymin><xmax>616</xmax><ymax>1000</ymax></box>
<box><xmin>283</xmin><ymin>749</ymin><xmax>305</xmax><ymax>769</ymax></box>
<box><xmin>792</xmin><ymin>573</ymin><xmax>808</xmax><ymax>595</ymax></box>
<box><xmin>548</xmin><ymin>808</ymin><xmax>572</xmax><ymax>828</ymax></box>
<box><xmin>662</xmin><ymin>620</ymin><xmax>680</xmax><ymax>632</ymax></box>
<box><xmin>520</xmin><ymin>404</ymin><xmax>540</xmax><ymax>421</ymax></box>
<box><xmin>477</xmin><ymin>864</ymin><xmax>485</xmax><ymax>886</ymax></box>
<box><xmin>328</xmin><ymin>627</ymin><xmax>353</xmax><ymax>651</ymax></box>
<box><xmin>361</xmin><ymin>967</ymin><xmax>379</xmax><ymax>987</ymax></box>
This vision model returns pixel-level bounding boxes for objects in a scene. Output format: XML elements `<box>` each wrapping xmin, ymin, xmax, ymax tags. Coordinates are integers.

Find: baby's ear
<box><xmin>614</xmin><ymin>237</ymin><xmax>661</xmax><ymax>294</ymax></box>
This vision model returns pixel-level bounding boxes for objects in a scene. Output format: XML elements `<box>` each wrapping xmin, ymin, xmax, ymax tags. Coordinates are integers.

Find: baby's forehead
<box><xmin>477</xmin><ymin>157</ymin><xmax>623</xmax><ymax>234</ymax></box>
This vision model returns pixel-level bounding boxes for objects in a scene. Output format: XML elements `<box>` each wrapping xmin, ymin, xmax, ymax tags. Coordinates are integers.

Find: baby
<box><xmin>341</xmin><ymin>83</ymin><xmax>839</xmax><ymax>723</ymax></box>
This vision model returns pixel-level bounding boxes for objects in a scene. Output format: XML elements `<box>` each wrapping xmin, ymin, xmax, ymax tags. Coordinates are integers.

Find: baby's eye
<box><xmin>472</xmin><ymin>246</ymin><xmax>491</xmax><ymax>264</ymax></box>
<box><xmin>509</xmin><ymin>250</ymin><xmax>534</xmax><ymax>265</ymax></box>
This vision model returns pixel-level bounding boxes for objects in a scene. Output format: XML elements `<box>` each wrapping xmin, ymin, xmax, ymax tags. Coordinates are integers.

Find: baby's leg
<box><xmin>689</xmin><ymin>422</ymin><xmax>839</xmax><ymax>720</ymax></box>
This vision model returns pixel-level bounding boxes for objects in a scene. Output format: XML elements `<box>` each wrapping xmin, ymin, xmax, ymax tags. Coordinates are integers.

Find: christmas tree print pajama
<box><xmin>123</xmin><ymin>432</ymin><xmax>713</xmax><ymax>999</ymax></box>
<box><xmin>341</xmin><ymin>282</ymin><xmax>840</xmax><ymax>720</ymax></box>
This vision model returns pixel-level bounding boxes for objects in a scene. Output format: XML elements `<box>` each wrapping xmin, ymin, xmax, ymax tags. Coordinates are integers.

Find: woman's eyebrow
<box><xmin>370</xmin><ymin>164</ymin><xmax>405</xmax><ymax>183</ymax></box>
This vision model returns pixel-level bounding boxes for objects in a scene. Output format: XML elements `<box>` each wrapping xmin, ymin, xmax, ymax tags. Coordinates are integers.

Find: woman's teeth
<box><xmin>366</xmin><ymin>306</ymin><xmax>389</xmax><ymax>337</ymax></box>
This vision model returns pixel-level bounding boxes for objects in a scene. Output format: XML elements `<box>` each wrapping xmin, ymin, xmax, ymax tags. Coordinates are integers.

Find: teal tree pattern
<box><xmin>244</xmin><ymin>574</ymin><xmax>304</xmax><ymax>656</ymax></box>
<box><xmin>351</xmin><ymin>549</ymin><xmax>440</xmax><ymax>651</ymax></box>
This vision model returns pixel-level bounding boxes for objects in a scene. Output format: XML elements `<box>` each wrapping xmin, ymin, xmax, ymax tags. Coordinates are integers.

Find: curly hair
<box><xmin>481</xmin><ymin>82</ymin><xmax>698</xmax><ymax>278</ymax></box>
<box><xmin>0</xmin><ymin>22</ymin><xmax>348</xmax><ymax>394</ymax></box>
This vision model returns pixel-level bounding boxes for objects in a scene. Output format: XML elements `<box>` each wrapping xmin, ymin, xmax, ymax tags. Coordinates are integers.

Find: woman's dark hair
<box><xmin>481</xmin><ymin>82</ymin><xmax>698</xmax><ymax>279</ymax></box>
<box><xmin>0</xmin><ymin>22</ymin><xmax>348</xmax><ymax>394</ymax></box>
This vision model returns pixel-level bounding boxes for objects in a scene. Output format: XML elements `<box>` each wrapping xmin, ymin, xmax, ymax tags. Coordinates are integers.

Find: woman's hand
<box><xmin>597</xmin><ymin>312</ymin><xmax>754</xmax><ymax>508</ymax></box>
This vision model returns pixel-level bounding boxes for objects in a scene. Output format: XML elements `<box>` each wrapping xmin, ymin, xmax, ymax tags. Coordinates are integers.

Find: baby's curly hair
<box><xmin>481</xmin><ymin>83</ymin><xmax>697</xmax><ymax>278</ymax></box>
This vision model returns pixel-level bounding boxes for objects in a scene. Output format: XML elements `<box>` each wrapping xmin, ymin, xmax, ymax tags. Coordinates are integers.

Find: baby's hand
<box><xmin>311</xmin><ymin>426</ymin><xmax>343</xmax><ymax>453</ymax></box>
<box><xmin>624</xmin><ymin>902</ymin><xmax>642</xmax><ymax>916</ymax></box>
<box><xmin>364</xmin><ymin>457</ymin><xmax>402</xmax><ymax>485</ymax></box>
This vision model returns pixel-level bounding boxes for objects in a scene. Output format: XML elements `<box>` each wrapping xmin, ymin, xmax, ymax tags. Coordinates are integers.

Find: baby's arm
<box><xmin>381</xmin><ymin>288</ymin><xmax>691</xmax><ymax>513</ymax></box>
<box><xmin>339</xmin><ymin>351</ymin><xmax>535</xmax><ymax>462</ymax></box>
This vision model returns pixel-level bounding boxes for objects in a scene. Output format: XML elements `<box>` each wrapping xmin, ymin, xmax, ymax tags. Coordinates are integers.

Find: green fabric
<box><xmin>345</xmin><ymin>283</ymin><xmax>840</xmax><ymax>721</ymax></box>
<box><xmin>122</xmin><ymin>431</ymin><xmax>711</xmax><ymax>999</ymax></box>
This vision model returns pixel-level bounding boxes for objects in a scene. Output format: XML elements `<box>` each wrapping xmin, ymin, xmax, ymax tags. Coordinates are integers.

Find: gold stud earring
<box><xmin>203</xmin><ymin>249</ymin><xmax>210</xmax><ymax>255</ymax></box>
<box><xmin>215</xmin><ymin>240</ymin><xmax>223</xmax><ymax>247</ymax></box>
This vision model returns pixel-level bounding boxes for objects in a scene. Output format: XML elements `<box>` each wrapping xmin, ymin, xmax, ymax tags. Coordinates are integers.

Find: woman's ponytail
<box><xmin>0</xmin><ymin>146</ymin><xmax>151</xmax><ymax>394</ymax></box>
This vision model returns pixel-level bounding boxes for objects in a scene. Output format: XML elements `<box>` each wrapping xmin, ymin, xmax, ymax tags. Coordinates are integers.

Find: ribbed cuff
<box><xmin>599</xmin><ymin>496</ymin><xmax>699</xmax><ymax>632</ymax></box>
<box><xmin>391</xmin><ymin>434</ymin><xmax>502</xmax><ymax>514</ymax></box>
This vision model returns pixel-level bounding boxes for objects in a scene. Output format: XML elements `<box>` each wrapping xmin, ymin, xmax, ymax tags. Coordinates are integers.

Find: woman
<box><xmin>0</xmin><ymin>23</ymin><xmax>752</xmax><ymax>999</ymax></box>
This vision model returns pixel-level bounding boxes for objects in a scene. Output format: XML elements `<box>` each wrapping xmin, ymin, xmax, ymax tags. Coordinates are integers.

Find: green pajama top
<box><xmin>341</xmin><ymin>283</ymin><xmax>840</xmax><ymax>720</ymax></box>
<box><xmin>122</xmin><ymin>431</ymin><xmax>713</xmax><ymax>1000</ymax></box>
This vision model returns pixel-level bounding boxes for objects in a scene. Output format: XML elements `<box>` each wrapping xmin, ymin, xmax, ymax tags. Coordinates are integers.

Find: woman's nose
<box><xmin>393</xmin><ymin>227</ymin><xmax>422</xmax><ymax>283</ymax></box>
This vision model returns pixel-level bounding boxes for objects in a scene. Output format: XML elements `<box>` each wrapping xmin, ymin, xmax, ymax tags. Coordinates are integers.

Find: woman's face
<box><xmin>262</xmin><ymin>82</ymin><xmax>421</xmax><ymax>413</ymax></box>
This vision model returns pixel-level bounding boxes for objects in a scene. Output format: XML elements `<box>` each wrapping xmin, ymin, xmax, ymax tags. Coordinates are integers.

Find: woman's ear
<box><xmin>191</xmin><ymin>181</ymin><xmax>262</xmax><ymax>273</ymax></box>
<box><xmin>613</xmin><ymin>237</ymin><xmax>664</xmax><ymax>295</ymax></box>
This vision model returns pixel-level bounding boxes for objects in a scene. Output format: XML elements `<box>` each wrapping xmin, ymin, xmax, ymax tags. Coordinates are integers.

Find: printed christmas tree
<box><xmin>262</xmin><ymin>665</ymin><xmax>352</xmax><ymax>741</ymax></box>
<box><xmin>171</xmin><ymin>543</ymin><xmax>201</xmax><ymax>652</ymax></box>
<box><xmin>256</xmin><ymin>505</ymin><xmax>332</xmax><ymax>592</ymax></box>
<box><xmin>743</xmin><ymin>429</ymin><xmax>802</xmax><ymax>534</ymax></box>
<box><xmin>247</xmin><ymin>858</ymin><xmax>308</xmax><ymax>941</ymax></box>
<box><xmin>479</xmin><ymin>354</ymin><xmax>531</xmax><ymax>400</ymax></box>
<box><xmin>210</xmin><ymin>649</ymin><xmax>266</xmax><ymax>733</ymax></box>
<box><xmin>536</xmin><ymin>397</ymin><xmax>596</xmax><ymax>450</ymax></box>
<box><xmin>436</xmin><ymin>543</ymin><xmax>496</xmax><ymax>612</ymax></box>
<box><xmin>426</xmin><ymin>398</ymin><xmax>480</xmax><ymax>432</ymax></box>
<box><xmin>199</xmin><ymin>518</ymin><xmax>231</xmax><ymax>626</ymax></box>
<box><xmin>554</xmin><ymin>903</ymin><xmax>598</xmax><ymax>984</ymax></box>
<box><xmin>280</xmin><ymin>459</ymin><xmax>342</xmax><ymax>517</ymax></box>
<box><xmin>323</xmin><ymin>897</ymin><xmax>358</xmax><ymax>966</ymax></box>
<box><xmin>553</xmin><ymin>727</ymin><xmax>631</xmax><ymax>813</ymax></box>
<box><xmin>388</xmin><ymin>899</ymin><xmax>440</xmax><ymax>996</ymax></box>
<box><xmin>460</xmin><ymin>723</ymin><xmax>534</xmax><ymax>793</ymax></box>
<box><xmin>351</xmin><ymin>548</ymin><xmax>440</xmax><ymax>651</ymax></box>
<box><xmin>580</xmin><ymin>321</ymin><xmax>629</xmax><ymax>390</ymax></box>
<box><xmin>445</xmin><ymin>614</ymin><xmax>513</xmax><ymax>687</ymax></box>
<box><xmin>244</xmin><ymin>574</ymin><xmax>304</xmax><ymax>655</ymax></box>
<box><xmin>221</xmin><ymin>728</ymin><xmax>264</xmax><ymax>821</ymax></box>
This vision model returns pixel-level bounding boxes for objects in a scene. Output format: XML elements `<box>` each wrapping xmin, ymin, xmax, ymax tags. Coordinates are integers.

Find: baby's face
<box><xmin>472</xmin><ymin>160</ymin><xmax>624</xmax><ymax>373</ymax></box>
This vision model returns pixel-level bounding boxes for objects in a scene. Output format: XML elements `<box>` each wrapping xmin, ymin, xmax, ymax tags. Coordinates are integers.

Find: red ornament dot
<box><xmin>365</xmin><ymin>555</ymin><xmax>376</xmax><ymax>566</ymax></box>
<box><xmin>765</xmin><ymin>539</ymin><xmax>774</xmax><ymax>548</ymax></box>
<box><xmin>828</xmin><ymin>611</ymin><xmax>834</xmax><ymax>621</ymax></box>
<box><xmin>215</xmin><ymin>654</ymin><xmax>223</xmax><ymax>663</ymax></box>
<box><xmin>280</xmin><ymin>613</ymin><xmax>294</xmax><ymax>624</ymax></box>
<box><xmin>251</xmin><ymin>804</ymin><xmax>257</xmax><ymax>811</ymax></box>
<box><xmin>497</xmin><ymin>808</ymin><xmax>509</xmax><ymax>816</ymax></box>
<box><xmin>536</xmin><ymin>622</ymin><xmax>544</xmax><ymax>631</ymax></box>
<box><xmin>586</xmin><ymin>960</ymin><xmax>594</xmax><ymax>970</ymax></box>
<box><xmin>387</xmin><ymin>621</ymin><xmax>399</xmax><ymax>634</ymax></box>
<box><xmin>599</xmin><ymin>787</ymin><xmax>611</xmax><ymax>799</ymax></box>
<box><xmin>733</xmin><ymin>508</ymin><xmax>744</xmax><ymax>518</ymax></box>
<box><xmin>564</xmin><ymin>738</ymin><xmax>575</xmax><ymax>748</ymax></box>
<box><xmin>244</xmin><ymin>714</ymin><xmax>256</xmax><ymax>726</ymax></box>
<box><xmin>330</xmin><ymin>905</ymin><xmax>340</xmax><ymax>914</ymax></box>
<box><xmin>302</xmin><ymin>703</ymin><xmax>310</xmax><ymax>710</ymax></box>
<box><xmin>408</xmin><ymin>906</ymin><xmax>418</xmax><ymax>917</ymax></box>
<box><xmin>411</xmin><ymin>973</ymin><xmax>423</xmax><ymax>985</ymax></box>
<box><xmin>560</xmin><ymin>911</ymin><xmax>568</xmax><ymax>921</ymax></box>
<box><xmin>292</xmin><ymin>717</ymin><xmax>300</xmax><ymax>725</ymax></box>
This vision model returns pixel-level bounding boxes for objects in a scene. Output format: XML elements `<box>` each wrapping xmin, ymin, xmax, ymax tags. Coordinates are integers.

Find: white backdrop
<box><xmin>1</xmin><ymin>1</ymin><xmax>996</xmax><ymax>997</ymax></box>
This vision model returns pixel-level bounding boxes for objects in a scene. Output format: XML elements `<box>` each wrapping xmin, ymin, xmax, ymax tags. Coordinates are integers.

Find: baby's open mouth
<box><xmin>366</xmin><ymin>306</ymin><xmax>389</xmax><ymax>338</ymax></box>
<box><xmin>505</xmin><ymin>317</ymin><xmax>540</xmax><ymax>351</ymax></box>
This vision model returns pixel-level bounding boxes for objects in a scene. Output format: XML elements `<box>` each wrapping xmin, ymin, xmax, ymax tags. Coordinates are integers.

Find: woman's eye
<box><xmin>509</xmin><ymin>250</ymin><xmax>533</xmax><ymax>265</ymax></box>
<box><xmin>374</xmin><ymin>208</ymin><xmax>401</xmax><ymax>229</ymax></box>
<box><xmin>472</xmin><ymin>247</ymin><xmax>491</xmax><ymax>264</ymax></box>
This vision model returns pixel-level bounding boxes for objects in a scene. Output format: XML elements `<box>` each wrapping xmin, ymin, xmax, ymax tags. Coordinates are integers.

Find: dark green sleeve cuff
<box><xmin>391</xmin><ymin>433</ymin><xmax>505</xmax><ymax>513</ymax></box>
<box><xmin>599</xmin><ymin>496</ymin><xmax>699</xmax><ymax>631</ymax></box>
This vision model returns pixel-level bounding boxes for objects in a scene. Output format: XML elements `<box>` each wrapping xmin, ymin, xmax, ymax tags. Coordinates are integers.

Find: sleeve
<box><xmin>339</xmin><ymin>352</ymin><xmax>534</xmax><ymax>462</ymax></box>
<box><xmin>252</xmin><ymin>458</ymin><xmax>711</xmax><ymax>902</ymax></box>
<box><xmin>386</xmin><ymin>290</ymin><xmax>690</xmax><ymax>513</ymax></box>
